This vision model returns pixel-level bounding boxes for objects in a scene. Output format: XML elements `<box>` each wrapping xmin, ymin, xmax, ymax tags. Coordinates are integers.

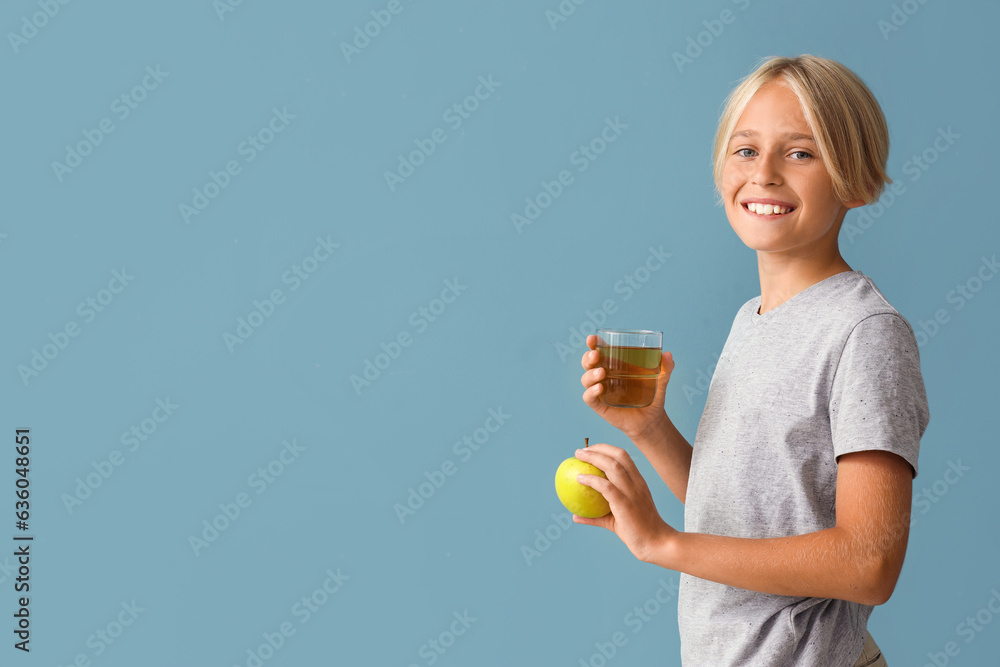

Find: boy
<box><xmin>575</xmin><ymin>55</ymin><xmax>929</xmax><ymax>666</ymax></box>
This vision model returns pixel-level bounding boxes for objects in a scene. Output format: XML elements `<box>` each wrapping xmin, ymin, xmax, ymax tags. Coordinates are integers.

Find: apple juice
<box><xmin>597</xmin><ymin>345</ymin><xmax>660</xmax><ymax>408</ymax></box>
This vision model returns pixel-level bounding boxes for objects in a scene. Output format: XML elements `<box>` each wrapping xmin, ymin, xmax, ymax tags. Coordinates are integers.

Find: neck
<box><xmin>756</xmin><ymin>248</ymin><xmax>853</xmax><ymax>315</ymax></box>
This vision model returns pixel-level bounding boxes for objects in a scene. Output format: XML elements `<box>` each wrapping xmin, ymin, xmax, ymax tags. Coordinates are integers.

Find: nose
<box><xmin>750</xmin><ymin>152</ymin><xmax>782</xmax><ymax>186</ymax></box>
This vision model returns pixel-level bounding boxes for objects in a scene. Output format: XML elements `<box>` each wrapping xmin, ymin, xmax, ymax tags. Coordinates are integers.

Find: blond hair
<box><xmin>712</xmin><ymin>55</ymin><xmax>890</xmax><ymax>205</ymax></box>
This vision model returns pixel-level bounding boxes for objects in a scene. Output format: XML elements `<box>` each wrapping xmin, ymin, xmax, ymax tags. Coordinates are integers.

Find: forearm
<box><xmin>648</xmin><ymin>526</ymin><xmax>894</xmax><ymax>605</ymax></box>
<box><xmin>628</xmin><ymin>414</ymin><xmax>692</xmax><ymax>504</ymax></box>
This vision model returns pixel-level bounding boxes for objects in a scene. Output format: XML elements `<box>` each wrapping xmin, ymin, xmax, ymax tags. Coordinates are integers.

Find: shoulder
<box><xmin>828</xmin><ymin>277</ymin><xmax>927</xmax><ymax>416</ymax></box>
<box><xmin>736</xmin><ymin>296</ymin><xmax>760</xmax><ymax>317</ymax></box>
<box><xmin>721</xmin><ymin>295</ymin><xmax>761</xmax><ymax>336</ymax></box>
<box><xmin>812</xmin><ymin>272</ymin><xmax>916</xmax><ymax>341</ymax></box>
<box><xmin>829</xmin><ymin>271</ymin><xmax>900</xmax><ymax>316</ymax></box>
<box><xmin>837</xmin><ymin>273</ymin><xmax>917</xmax><ymax>347</ymax></box>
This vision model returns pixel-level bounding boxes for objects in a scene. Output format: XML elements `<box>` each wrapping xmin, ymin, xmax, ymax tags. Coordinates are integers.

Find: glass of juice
<box><xmin>595</xmin><ymin>329</ymin><xmax>662</xmax><ymax>408</ymax></box>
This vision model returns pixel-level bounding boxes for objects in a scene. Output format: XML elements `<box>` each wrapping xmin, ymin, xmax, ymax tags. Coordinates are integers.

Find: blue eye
<box><xmin>791</xmin><ymin>151</ymin><xmax>813</xmax><ymax>159</ymax></box>
<box><xmin>735</xmin><ymin>148</ymin><xmax>756</xmax><ymax>158</ymax></box>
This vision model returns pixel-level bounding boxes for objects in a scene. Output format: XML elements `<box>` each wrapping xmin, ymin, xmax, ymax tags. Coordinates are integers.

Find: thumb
<box><xmin>657</xmin><ymin>351</ymin><xmax>675</xmax><ymax>391</ymax></box>
<box><xmin>573</xmin><ymin>513</ymin><xmax>614</xmax><ymax>531</ymax></box>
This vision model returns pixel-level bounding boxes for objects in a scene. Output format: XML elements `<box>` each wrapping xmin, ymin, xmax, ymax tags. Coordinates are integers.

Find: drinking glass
<box><xmin>595</xmin><ymin>329</ymin><xmax>662</xmax><ymax>408</ymax></box>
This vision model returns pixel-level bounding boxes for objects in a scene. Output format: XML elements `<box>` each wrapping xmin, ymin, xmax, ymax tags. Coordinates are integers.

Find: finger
<box><xmin>577</xmin><ymin>442</ymin><xmax>619</xmax><ymax>456</ymax></box>
<box><xmin>581</xmin><ymin>381</ymin><xmax>607</xmax><ymax>410</ymax></box>
<box><xmin>573</xmin><ymin>473</ymin><xmax>622</xmax><ymax>517</ymax></box>
<box><xmin>576</xmin><ymin>446</ymin><xmax>636</xmax><ymax>489</ymax></box>
<box><xmin>577</xmin><ymin>442</ymin><xmax>634</xmax><ymax>466</ymax></box>
<box><xmin>578</xmin><ymin>445</ymin><xmax>646</xmax><ymax>494</ymax></box>
<box><xmin>573</xmin><ymin>513</ymin><xmax>614</xmax><ymax>531</ymax></box>
<box><xmin>579</xmin><ymin>365</ymin><xmax>605</xmax><ymax>389</ymax></box>
<box><xmin>660</xmin><ymin>351</ymin><xmax>675</xmax><ymax>381</ymax></box>
<box><xmin>580</xmin><ymin>347</ymin><xmax>601</xmax><ymax>371</ymax></box>
<box><xmin>586</xmin><ymin>334</ymin><xmax>600</xmax><ymax>351</ymax></box>
<box><xmin>576</xmin><ymin>472</ymin><xmax>622</xmax><ymax>502</ymax></box>
<box><xmin>658</xmin><ymin>351</ymin><xmax>676</xmax><ymax>387</ymax></box>
<box><xmin>647</xmin><ymin>351</ymin><xmax>675</xmax><ymax>407</ymax></box>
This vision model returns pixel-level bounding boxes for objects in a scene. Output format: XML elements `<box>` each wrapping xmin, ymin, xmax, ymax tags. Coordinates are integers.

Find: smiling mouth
<box><xmin>742</xmin><ymin>202</ymin><xmax>796</xmax><ymax>217</ymax></box>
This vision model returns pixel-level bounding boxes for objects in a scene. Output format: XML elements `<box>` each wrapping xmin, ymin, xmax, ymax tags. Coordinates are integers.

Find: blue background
<box><xmin>3</xmin><ymin>0</ymin><xmax>998</xmax><ymax>665</ymax></box>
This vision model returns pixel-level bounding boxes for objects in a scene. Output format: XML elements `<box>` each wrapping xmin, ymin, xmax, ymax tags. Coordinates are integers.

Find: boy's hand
<box><xmin>572</xmin><ymin>443</ymin><xmax>676</xmax><ymax>563</ymax></box>
<box><xmin>580</xmin><ymin>335</ymin><xmax>675</xmax><ymax>441</ymax></box>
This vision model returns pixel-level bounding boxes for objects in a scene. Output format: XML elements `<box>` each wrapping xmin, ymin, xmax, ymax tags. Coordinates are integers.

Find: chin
<box><xmin>729</xmin><ymin>228</ymin><xmax>789</xmax><ymax>253</ymax></box>
<box><xmin>742</xmin><ymin>241</ymin><xmax>788</xmax><ymax>253</ymax></box>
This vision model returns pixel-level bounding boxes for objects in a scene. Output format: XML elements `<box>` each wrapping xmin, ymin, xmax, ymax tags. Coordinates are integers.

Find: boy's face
<box><xmin>721</xmin><ymin>81</ymin><xmax>864</xmax><ymax>257</ymax></box>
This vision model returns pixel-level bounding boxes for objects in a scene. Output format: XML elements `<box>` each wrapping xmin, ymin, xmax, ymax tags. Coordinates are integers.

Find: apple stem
<box><xmin>585</xmin><ymin>438</ymin><xmax>589</xmax><ymax>448</ymax></box>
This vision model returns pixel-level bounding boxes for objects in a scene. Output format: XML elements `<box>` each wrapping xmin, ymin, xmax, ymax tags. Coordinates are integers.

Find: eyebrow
<box><xmin>730</xmin><ymin>129</ymin><xmax>816</xmax><ymax>142</ymax></box>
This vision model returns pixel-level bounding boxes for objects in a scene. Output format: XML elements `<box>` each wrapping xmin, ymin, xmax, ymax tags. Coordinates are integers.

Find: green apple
<box><xmin>555</xmin><ymin>456</ymin><xmax>611</xmax><ymax>518</ymax></box>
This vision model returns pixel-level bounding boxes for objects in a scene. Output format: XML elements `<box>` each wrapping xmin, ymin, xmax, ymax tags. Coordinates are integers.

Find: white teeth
<box><xmin>747</xmin><ymin>202</ymin><xmax>792</xmax><ymax>215</ymax></box>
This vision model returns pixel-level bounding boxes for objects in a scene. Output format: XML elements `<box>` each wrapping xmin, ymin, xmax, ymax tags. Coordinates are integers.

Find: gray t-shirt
<box><xmin>679</xmin><ymin>270</ymin><xmax>930</xmax><ymax>666</ymax></box>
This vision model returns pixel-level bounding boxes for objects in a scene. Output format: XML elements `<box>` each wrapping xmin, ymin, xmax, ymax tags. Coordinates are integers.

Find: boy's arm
<box><xmin>580</xmin><ymin>342</ymin><xmax>692</xmax><ymax>504</ymax></box>
<box><xmin>575</xmin><ymin>446</ymin><xmax>912</xmax><ymax>606</ymax></box>
<box><xmin>628</xmin><ymin>413</ymin><xmax>693</xmax><ymax>505</ymax></box>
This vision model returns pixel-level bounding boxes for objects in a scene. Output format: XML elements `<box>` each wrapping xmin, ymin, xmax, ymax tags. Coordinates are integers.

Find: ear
<box><xmin>845</xmin><ymin>183</ymin><xmax>882</xmax><ymax>210</ymax></box>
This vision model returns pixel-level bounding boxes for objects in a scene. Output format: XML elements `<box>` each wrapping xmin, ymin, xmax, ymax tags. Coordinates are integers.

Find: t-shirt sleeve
<box><xmin>828</xmin><ymin>313</ymin><xmax>930</xmax><ymax>477</ymax></box>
